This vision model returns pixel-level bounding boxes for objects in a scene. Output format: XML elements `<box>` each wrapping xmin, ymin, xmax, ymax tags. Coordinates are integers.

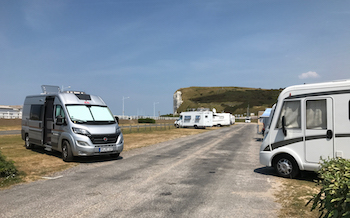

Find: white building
<box><xmin>0</xmin><ymin>105</ymin><xmax>22</xmax><ymax>119</ymax></box>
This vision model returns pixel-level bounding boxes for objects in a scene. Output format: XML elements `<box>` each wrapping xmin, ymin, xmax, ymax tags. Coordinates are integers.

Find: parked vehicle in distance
<box><xmin>213</xmin><ymin>112</ymin><xmax>232</xmax><ymax>127</ymax></box>
<box><xmin>260</xmin><ymin>79</ymin><xmax>350</xmax><ymax>178</ymax></box>
<box><xmin>245</xmin><ymin>117</ymin><xmax>251</xmax><ymax>123</ymax></box>
<box><xmin>21</xmin><ymin>85</ymin><xmax>124</xmax><ymax>161</ymax></box>
<box><xmin>174</xmin><ymin>111</ymin><xmax>213</xmax><ymax>129</ymax></box>
<box><xmin>257</xmin><ymin>108</ymin><xmax>271</xmax><ymax>135</ymax></box>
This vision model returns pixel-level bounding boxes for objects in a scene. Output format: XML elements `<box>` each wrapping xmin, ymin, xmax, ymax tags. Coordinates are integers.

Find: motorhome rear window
<box><xmin>75</xmin><ymin>94</ymin><xmax>91</xmax><ymax>100</ymax></box>
<box><xmin>30</xmin><ymin>105</ymin><xmax>43</xmax><ymax>121</ymax></box>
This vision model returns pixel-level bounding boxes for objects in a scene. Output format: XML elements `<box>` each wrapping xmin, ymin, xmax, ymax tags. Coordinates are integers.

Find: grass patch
<box><xmin>123</xmin><ymin>127</ymin><xmax>216</xmax><ymax>151</ymax></box>
<box><xmin>0</xmin><ymin>135</ymin><xmax>77</xmax><ymax>188</ymax></box>
<box><xmin>275</xmin><ymin>172</ymin><xmax>321</xmax><ymax>218</ymax></box>
<box><xmin>0</xmin><ymin>119</ymin><xmax>21</xmax><ymax>131</ymax></box>
<box><xmin>120</xmin><ymin>123</ymin><xmax>175</xmax><ymax>134</ymax></box>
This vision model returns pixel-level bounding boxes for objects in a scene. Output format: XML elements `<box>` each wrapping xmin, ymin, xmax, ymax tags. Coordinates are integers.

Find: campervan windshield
<box><xmin>66</xmin><ymin>105</ymin><xmax>115</xmax><ymax>124</ymax></box>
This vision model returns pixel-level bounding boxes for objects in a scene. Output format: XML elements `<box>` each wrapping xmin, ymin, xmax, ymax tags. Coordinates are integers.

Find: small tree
<box><xmin>307</xmin><ymin>158</ymin><xmax>350</xmax><ymax>217</ymax></box>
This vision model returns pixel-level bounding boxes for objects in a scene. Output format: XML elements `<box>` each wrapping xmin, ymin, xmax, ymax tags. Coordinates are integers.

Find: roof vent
<box><xmin>41</xmin><ymin>85</ymin><xmax>60</xmax><ymax>94</ymax></box>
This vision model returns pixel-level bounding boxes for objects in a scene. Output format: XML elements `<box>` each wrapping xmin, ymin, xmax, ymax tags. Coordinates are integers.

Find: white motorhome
<box><xmin>257</xmin><ymin>108</ymin><xmax>272</xmax><ymax>135</ymax></box>
<box><xmin>21</xmin><ymin>85</ymin><xmax>124</xmax><ymax>161</ymax></box>
<box><xmin>260</xmin><ymin>80</ymin><xmax>350</xmax><ymax>178</ymax></box>
<box><xmin>213</xmin><ymin>112</ymin><xmax>232</xmax><ymax>127</ymax></box>
<box><xmin>174</xmin><ymin>111</ymin><xmax>213</xmax><ymax>128</ymax></box>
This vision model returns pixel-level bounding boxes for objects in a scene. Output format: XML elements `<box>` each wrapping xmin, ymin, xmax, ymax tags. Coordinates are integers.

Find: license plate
<box><xmin>99</xmin><ymin>147</ymin><xmax>114</xmax><ymax>152</ymax></box>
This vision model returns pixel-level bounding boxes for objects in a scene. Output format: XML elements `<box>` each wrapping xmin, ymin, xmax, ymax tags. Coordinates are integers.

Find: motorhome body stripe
<box><xmin>270</xmin><ymin>137</ymin><xmax>303</xmax><ymax>150</ymax></box>
<box><xmin>305</xmin><ymin>135</ymin><xmax>327</xmax><ymax>141</ymax></box>
<box><xmin>286</xmin><ymin>89</ymin><xmax>350</xmax><ymax>99</ymax></box>
<box><xmin>269</xmin><ymin>134</ymin><xmax>350</xmax><ymax>150</ymax></box>
<box><xmin>335</xmin><ymin>134</ymin><xmax>350</xmax><ymax>138</ymax></box>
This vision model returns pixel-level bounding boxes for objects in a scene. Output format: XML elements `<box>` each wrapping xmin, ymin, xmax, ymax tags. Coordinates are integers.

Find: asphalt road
<box><xmin>0</xmin><ymin>130</ymin><xmax>20</xmax><ymax>135</ymax></box>
<box><xmin>0</xmin><ymin>123</ymin><xmax>280</xmax><ymax>218</ymax></box>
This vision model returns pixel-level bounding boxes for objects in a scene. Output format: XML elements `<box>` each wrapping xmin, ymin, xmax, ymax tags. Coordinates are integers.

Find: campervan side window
<box><xmin>184</xmin><ymin>116</ymin><xmax>191</xmax><ymax>123</ymax></box>
<box><xmin>306</xmin><ymin>99</ymin><xmax>327</xmax><ymax>129</ymax></box>
<box><xmin>55</xmin><ymin>105</ymin><xmax>65</xmax><ymax>118</ymax></box>
<box><xmin>276</xmin><ymin>101</ymin><xmax>301</xmax><ymax>129</ymax></box>
<box><xmin>30</xmin><ymin>105</ymin><xmax>43</xmax><ymax>121</ymax></box>
<box><xmin>195</xmin><ymin>115</ymin><xmax>200</xmax><ymax>123</ymax></box>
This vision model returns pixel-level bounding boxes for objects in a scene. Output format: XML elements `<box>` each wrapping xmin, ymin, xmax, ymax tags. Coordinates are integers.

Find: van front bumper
<box><xmin>73</xmin><ymin>134</ymin><xmax>124</xmax><ymax>156</ymax></box>
<box><xmin>259</xmin><ymin>151</ymin><xmax>272</xmax><ymax>167</ymax></box>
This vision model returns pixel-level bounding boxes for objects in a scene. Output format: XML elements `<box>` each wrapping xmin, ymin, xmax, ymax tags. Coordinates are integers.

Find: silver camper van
<box><xmin>21</xmin><ymin>85</ymin><xmax>124</xmax><ymax>161</ymax></box>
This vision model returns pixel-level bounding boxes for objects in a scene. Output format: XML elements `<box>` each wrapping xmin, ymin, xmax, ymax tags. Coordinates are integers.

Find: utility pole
<box><xmin>122</xmin><ymin>96</ymin><xmax>129</xmax><ymax>117</ymax></box>
<box><xmin>153</xmin><ymin>102</ymin><xmax>159</xmax><ymax>117</ymax></box>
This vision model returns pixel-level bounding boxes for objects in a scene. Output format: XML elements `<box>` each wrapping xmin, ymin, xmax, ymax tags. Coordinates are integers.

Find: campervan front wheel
<box><xmin>274</xmin><ymin>154</ymin><xmax>299</xmax><ymax>178</ymax></box>
<box><xmin>62</xmin><ymin>140</ymin><xmax>73</xmax><ymax>162</ymax></box>
<box><xmin>25</xmin><ymin>134</ymin><xmax>32</xmax><ymax>149</ymax></box>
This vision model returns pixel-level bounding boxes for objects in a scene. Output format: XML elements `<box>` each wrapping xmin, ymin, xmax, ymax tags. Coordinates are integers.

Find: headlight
<box><xmin>72</xmin><ymin>127</ymin><xmax>91</xmax><ymax>136</ymax></box>
<box><xmin>116</xmin><ymin>126</ymin><xmax>122</xmax><ymax>135</ymax></box>
<box><xmin>76</xmin><ymin>141</ymin><xmax>89</xmax><ymax>146</ymax></box>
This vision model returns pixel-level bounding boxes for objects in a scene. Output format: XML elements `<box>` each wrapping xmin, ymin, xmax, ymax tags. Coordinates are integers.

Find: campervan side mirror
<box><xmin>281</xmin><ymin>116</ymin><xmax>287</xmax><ymax>136</ymax></box>
<box><xmin>56</xmin><ymin>115</ymin><xmax>66</xmax><ymax>125</ymax></box>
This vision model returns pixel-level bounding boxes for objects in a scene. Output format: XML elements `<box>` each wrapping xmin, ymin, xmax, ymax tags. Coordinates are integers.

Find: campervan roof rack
<box><xmin>64</xmin><ymin>90</ymin><xmax>86</xmax><ymax>95</ymax></box>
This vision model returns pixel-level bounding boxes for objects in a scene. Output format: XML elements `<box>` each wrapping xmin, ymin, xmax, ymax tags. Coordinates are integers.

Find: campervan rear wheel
<box><xmin>25</xmin><ymin>134</ymin><xmax>32</xmax><ymax>149</ymax></box>
<box><xmin>62</xmin><ymin>140</ymin><xmax>73</xmax><ymax>162</ymax></box>
<box><xmin>274</xmin><ymin>154</ymin><xmax>299</xmax><ymax>178</ymax></box>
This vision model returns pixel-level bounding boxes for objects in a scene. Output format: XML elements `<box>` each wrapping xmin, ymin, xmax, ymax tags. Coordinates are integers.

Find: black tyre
<box><xmin>274</xmin><ymin>154</ymin><xmax>299</xmax><ymax>178</ymax></box>
<box><xmin>25</xmin><ymin>134</ymin><xmax>32</xmax><ymax>149</ymax></box>
<box><xmin>62</xmin><ymin>140</ymin><xmax>73</xmax><ymax>162</ymax></box>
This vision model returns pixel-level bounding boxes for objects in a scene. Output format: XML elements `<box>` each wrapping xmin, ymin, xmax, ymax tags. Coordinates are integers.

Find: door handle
<box><xmin>326</xmin><ymin>130</ymin><xmax>333</xmax><ymax>139</ymax></box>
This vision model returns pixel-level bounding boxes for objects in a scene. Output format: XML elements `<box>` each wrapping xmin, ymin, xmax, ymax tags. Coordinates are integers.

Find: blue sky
<box><xmin>1</xmin><ymin>1</ymin><xmax>350</xmax><ymax>115</ymax></box>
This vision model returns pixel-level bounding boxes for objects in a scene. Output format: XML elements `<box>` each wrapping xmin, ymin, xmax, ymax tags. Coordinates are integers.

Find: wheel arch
<box><xmin>271</xmin><ymin>150</ymin><xmax>304</xmax><ymax>171</ymax></box>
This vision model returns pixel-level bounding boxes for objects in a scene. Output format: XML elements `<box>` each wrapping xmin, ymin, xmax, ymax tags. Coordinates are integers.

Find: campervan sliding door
<box><xmin>43</xmin><ymin>97</ymin><xmax>55</xmax><ymax>145</ymax></box>
<box><xmin>304</xmin><ymin>98</ymin><xmax>334</xmax><ymax>163</ymax></box>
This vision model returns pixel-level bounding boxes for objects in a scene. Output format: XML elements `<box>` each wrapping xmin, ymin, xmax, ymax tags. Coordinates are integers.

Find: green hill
<box><xmin>175</xmin><ymin>86</ymin><xmax>282</xmax><ymax>115</ymax></box>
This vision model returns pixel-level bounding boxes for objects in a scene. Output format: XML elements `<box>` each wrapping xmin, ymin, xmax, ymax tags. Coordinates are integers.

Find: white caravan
<box><xmin>174</xmin><ymin>111</ymin><xmax>213</xmax><ymax>128</ymax></box>
<box><xmin>230</xmin><ymin>114</ymin><xmax>236</xmax><ymax>125</ymax></box>
<box><xmin>22</xmin><ymin>85</ymin><xmax>124</xmax><ymax>161</ymax></box>
<box><xmin>213</xmin><ymin>112</ymin><xmax>232</xmax><ymax>127</ymax></box>
<box><xmin>260</xmin><ymin>79</ymin><xmax>350</xmax><ymax>178</ymax></box>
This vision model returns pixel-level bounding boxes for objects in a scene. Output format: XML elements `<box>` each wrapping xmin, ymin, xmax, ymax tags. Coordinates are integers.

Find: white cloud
<box><xmin>298</xmin><ymin>71</ymin><xmax>320</xmax><ymax>79</ymax></box>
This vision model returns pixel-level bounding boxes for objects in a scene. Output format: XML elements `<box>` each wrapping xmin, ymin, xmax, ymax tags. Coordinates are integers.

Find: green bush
<box><xmin>307</xmin><ymin>158</ymin><xmax>350</xmax><ymax>217</ymax></box>
<box><xmin>0</xmin><ymin>151</ymin><xmax>18</xmax><ymax>178</ymax></box>
<box><xmin>138</xmin><ymin>118</ymin><xmax>156</xmax><ymax>123</ymax></box>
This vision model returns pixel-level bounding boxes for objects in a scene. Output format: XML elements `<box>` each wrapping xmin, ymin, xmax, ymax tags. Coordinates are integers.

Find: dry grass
<box><xmin>0</xmin><ymin>119</ymin><xmax>21</xmax><ymax>131</ymax></box>
<box><xmin>123</xmin><ymin>127</ymin><xmax>215</xmax><ymax>151</ymax></box>
<box><xmin>0</xmin><ymin>135</ymin><xmax>77</xmax><ymax>183</ymax></box>
<box><xmin>275</xmin><ymin>174</ymin><xmax>321</xmax><ymax>218</ymax></box>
